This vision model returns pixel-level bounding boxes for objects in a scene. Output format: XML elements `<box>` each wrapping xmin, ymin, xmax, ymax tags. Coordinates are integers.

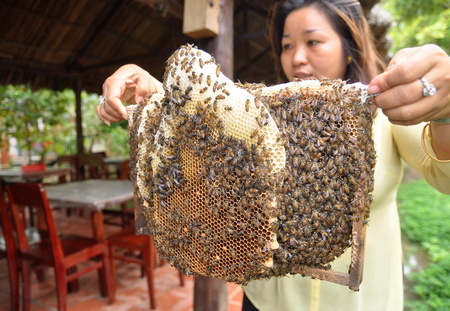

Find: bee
<box><xmin>213</xmin><ymin>81</ymin><xmax>219</xmax><ymax>92</ymax></box>
<box><xmin>185</xmin><ymin>85</ymin><xmax>193</xmax><ymax>95</ymax></box>
<box><xmin>254</xmin><ymin>99</ymin><xmax>260</xmax><ymax>109</ymax></box>
<box><xmin>205</xmin><ymin>57</ymin><xmax>215</xmax><ymax>65</ymax></box>
<box><xmin>255</xmin><ymin>117</ymin><xmax>263</xmax><ymax>127</ymax></box>
<box><xmin>257</xmin><ymin>134</ymin><xmax>265</xmax><ymax>145</ymax></box>
<box><xmin>250</xmin><ymin>129</ymin><xmax>259</xmax><ymax>139</ymax></box>
<box><xmin>203</xmin><ymin>96</ymin><xmax>212</xmax><ymax>104</ymax></box>
<box><xmin>216</xmin><ymin>66</ymin><xmax>221</xmax><ymax>77</ymax></box>
<box><xmin>180</xmin><ymin>60</ymin><xmax>188</xmax><ymax>71</ymax></box>
<box><xmin>245</xmin><ymin>99</ymin><xmax>250</xmax><ymax>112</ymax></box>
<box><xmin>206</xmin><ymin>75</ymin><xmax>212</xmax><ymax>86</ymax></box>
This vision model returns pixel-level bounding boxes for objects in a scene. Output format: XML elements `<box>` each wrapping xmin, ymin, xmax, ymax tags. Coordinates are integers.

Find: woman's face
<box><xmin>280</xmin><ymin>6</ymin><xmax>348</xmax><ymax>81</ymax></box>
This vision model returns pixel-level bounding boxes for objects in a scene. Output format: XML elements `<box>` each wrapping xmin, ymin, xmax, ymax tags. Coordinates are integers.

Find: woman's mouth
<box><xmin>293</xmin><ymin>73</ymin><xmax>313</xmax><ymax>80</ymax></box>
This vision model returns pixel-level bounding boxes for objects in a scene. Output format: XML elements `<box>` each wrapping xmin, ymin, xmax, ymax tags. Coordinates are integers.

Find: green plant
<box><xmin>81</xmin><ymin>92</ymin><xmax>129</xmax><ymax>156</ymax></box>
<box><xmin>398</xmin><ymin>179</ymin><xmax>450</xmax><ymax>311</ymax></box>
<box><xmin>382</xmin><ymin>0</ymin><xmax>450</xmax><ymax>54</ymax></box>
<box><xmin>0</xmin><ymin>85</ymin><xmax>130</xmax><ymax>164</ymax></box>
<box><xmin>0</xmin><ymin>85</ymin><xmax>70</xmax><ymax>163</ymax></box>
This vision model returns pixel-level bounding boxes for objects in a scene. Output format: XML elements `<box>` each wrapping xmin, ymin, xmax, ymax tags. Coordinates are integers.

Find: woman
<box><xmin>97</xmin><ymin>1</ymin><xmax>450</xmax><ymax>310</ymax></box>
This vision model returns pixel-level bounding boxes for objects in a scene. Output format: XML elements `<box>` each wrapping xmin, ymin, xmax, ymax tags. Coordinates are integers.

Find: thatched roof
<box><xmin>0</xmin><ymin>0</ymin><xmax>387</xmax><ymax>94</ymax></box>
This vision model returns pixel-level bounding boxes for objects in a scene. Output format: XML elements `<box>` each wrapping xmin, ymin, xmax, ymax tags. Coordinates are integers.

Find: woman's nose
<box><xmin>292</xmin><ymin>46</ymin><xmax>308</xmax><ymax>66</ymax></box>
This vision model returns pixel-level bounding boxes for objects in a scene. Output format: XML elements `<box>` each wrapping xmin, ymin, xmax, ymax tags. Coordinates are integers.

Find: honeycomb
<box><xmin>127</xmin><ymin>44</ymin><xmax>375</xmax><ymax>287</ymax></box>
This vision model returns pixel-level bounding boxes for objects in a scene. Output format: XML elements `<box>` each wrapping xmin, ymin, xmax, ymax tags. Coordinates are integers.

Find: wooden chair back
<box><xmin>6</xmin><ymin>182</ymin><xmax>115</xmax><ymax>310</ymax></box>
<box><xmin>7</xmin><ymin>183</ymin><xmax>64</xmax><ymax>264</ymax></box>
<box><xmin>56</xmin><ymin>155</ymin><xmax>79</xmax><ymax>182</ymax></box>
<box><xmin>77</xmin><ymin>153</ymin><xmax>107</xmax><ymax>180</ymax></box>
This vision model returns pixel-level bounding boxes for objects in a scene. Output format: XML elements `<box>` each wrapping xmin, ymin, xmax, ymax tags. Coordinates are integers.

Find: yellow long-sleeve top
<box><xmin>244</xmin><ymin>112</ymin><xmax>450</xmax><ymax>311</ymax></box>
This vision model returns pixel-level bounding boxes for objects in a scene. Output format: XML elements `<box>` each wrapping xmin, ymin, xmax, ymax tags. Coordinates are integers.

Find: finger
<box><xmin>134</xmin><ymin>73</ymin><xmax>155</xmax><ymax>104</ymax></box>
<box><xmin>97</xmin><ymin>104</ymin><xmax>124</xmax><ymax>124</ymax></box>
<box><xmin>373</xmin><ymin>79</ymin><xmax>424</xmax><ymax>110</ymax></box>
<box><xmin>103</xmin><ymin>101</ymin><xmax>125</xmax><ymax>120</ymax></box>
<box><xmin>103</xmin><ymin>78</ymin><xmax>129</xmax><ymax>119</ymax></box>
<box><xmin>369</xmin><ymin>47</ymin><xmax>434</xmax><ymax>93</ymax></box>
<box><xmin>381</xmin><ymin>95</ymin><xmax>442</xmax><ymax>126</ymax></box>
<box><xmin>96</xmin><ymin>105</ymin><xmax>111</xmax><ymax>125</ymax></box>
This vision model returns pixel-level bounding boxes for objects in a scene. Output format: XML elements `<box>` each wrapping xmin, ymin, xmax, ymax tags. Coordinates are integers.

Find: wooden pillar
<box><xmin>204</xmin><ymin>0</ymin><xmax>234</xmax><ymax>79</ymax></box>
<box><xmin>193</xmin><ymin>1</ymin><xmax>234</xmax><ymax>311</ymax></box>
<box><xmin>74</xmin><ymin>76</ymin><xmax>84</xmax><ymax>154</ymax></box>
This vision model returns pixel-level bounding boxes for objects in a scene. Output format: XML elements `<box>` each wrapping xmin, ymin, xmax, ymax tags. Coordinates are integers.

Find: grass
<box><xmin>397</xmin><ymin>179</ymin><xmax>450</xmax><ymax>311</ymax></box>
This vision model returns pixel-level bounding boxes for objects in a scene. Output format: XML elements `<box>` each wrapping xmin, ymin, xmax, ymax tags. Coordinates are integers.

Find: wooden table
<box><xmin>46</xmin><ymin>179</ymin><xmax>134</xmax><ymax>240</ymax></box>
<box><xmin>0</xmin><ymin>167</ymin><xmax>72</xmax><ymax>183</ymax></box>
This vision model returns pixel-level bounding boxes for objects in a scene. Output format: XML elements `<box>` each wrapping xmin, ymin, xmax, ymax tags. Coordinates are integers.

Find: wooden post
<box><xmin>193</xmin><ymin>1</ymin><xmax>233</xmax><ymax>311</ymax></box>
<box><xmin>204</xmin><ymin>0</ymin><xmax>234</xmax><ymax>79</ymax></box>
<box><xmin>74</xmin><ymin>76</ymin><xmax>84</xmax><ymax>154</ymax></box>
<box><xmin>183</xmin><ymin>0</ymin><xmax>220</xmax><ymax>38</ymax></box>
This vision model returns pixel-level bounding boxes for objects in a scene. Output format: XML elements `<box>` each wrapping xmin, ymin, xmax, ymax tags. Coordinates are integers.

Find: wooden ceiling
<box><xmin>0</xmin><ymin>0</ymin><xmax>384</xmax><ymax>94</ymax></box>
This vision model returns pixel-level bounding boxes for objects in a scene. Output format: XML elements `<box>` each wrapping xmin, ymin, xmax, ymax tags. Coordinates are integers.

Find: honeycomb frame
<box><xmin>127</xmin><ymin>44</ymin><xmax>375</xmax><ymax>290</ymax></box>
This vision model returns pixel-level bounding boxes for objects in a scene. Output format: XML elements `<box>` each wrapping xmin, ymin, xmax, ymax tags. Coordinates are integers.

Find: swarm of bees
<box><xmin>127</xmin><ymin>44</ymin><xmax>375</xmax><ymax>286</ymax></box>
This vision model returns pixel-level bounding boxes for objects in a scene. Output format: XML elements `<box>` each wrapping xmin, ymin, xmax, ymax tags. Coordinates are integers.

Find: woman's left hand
<box><xmin>368</xmin><ymin>44</ymin><xmax>450</xmax><ymax>126</ymax></box>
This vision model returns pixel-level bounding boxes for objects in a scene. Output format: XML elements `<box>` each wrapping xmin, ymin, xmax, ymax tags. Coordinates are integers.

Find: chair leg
<box><xmin>178</xmin><ymin>270</ymin><xmax>185</xmax><ymax>287</ymax></box>
<box><xmin>96</xmin><ymin>261</ymin><xmax>107</xmax><ymax>298</ymax></box>
<box><xmin>108</xmin><ymin>244</ymin><xmax>118</xmax><ymax>298</ymax></box>
<box><xmin>54</xmin><ymin>265</ymin><xmax>68</xmax><ymax>311</ymax></box>
<box><xmin>66</xmin><ymin>266</ymin><xmax>80</xmax><ymax>293</ymax></box>
<box><xmin>9</xmin><ymin>269</ymin><xmax>20</xmax><ymax>311</ymax></box>
<box><xmin>35</xmin><ymin>266</ymin><xmax>46</xmax><ymax>283</ymax></box>
<box><xmin>143</xmin><ymin>247</ymin><xmax>157</xmax><ymax>310</ymax></box>
<box><xmin>100</xmin><ymin>247</ymin><xmax>115</xmax><ymax>303</ymax></box>
<box><xmin>21</xmin><ymin>261</ymin><xmax>32</xmax><ymax>311</ymax></box>
<box><xmin>5</xmin><ymin>252</ymin><xmax>20</xmax><ymax>311</ymax></box>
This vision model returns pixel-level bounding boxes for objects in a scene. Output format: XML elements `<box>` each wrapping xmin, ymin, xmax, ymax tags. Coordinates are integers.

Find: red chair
<box><xmin>0</xmin><ymin>189</ymin><xmax>20</xmax><ymax>310</ymax></box>
<box><xmin>6</xmin><ymin>182</ymin><xmax>115</xmax><ymax>311</ymax></box>
<box><xmin>108</xmin><ymin>227</ymin><xmax>185</xmax><ymax>310</ymax></box>
<box><xmin>1</xmin><ymin>187</ymin><xmax>48</xmax><ymax>311</ymax></box>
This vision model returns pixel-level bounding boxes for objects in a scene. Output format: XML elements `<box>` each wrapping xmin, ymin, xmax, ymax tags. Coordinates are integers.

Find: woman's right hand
<box><xmin>97</xmin><ymin>64</ymin><xmax>157</xmax><ymax>124</ymax></box>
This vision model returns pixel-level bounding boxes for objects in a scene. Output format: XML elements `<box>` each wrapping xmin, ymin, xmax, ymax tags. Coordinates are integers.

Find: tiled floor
<box><xmin>0</xmin><ymin>210</ymin><xmax>244</xmax><ymax>311</ymax></box>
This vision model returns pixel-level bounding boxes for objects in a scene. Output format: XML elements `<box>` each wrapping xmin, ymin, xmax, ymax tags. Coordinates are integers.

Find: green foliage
<box><xmin>0</xmin><ymin>85</ymin><xmax>71</xmax><ymax>162</ymax></box>
<box><xmin>81</xmin><ymin>92</ymin><xmax>129</xmax><ymax>156</ymax></box>
<box><xmin>398</xmin><ymin>179</ymin><xmax>450</xmax><ymax>310</ymax></box>
<box><xmin>0</xmin><ymin>85</ymin><xmax>129</xmax><ymax>163</ymax></box>
<box><xmin>382</xmin><ymin>0</ymin><xmax>450</xmax><ymax>54</ymax></box>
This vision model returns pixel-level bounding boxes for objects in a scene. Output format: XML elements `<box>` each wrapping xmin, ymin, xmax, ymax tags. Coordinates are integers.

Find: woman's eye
<box><xmin>307</xmin><ymin>40</ymin><xmax>319</xmax><ymax>46</ymax></box>
<box><xmin>282</xmin><ymin>43</ymin><xmax>293</xmax><ymax>50</ymax></box>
